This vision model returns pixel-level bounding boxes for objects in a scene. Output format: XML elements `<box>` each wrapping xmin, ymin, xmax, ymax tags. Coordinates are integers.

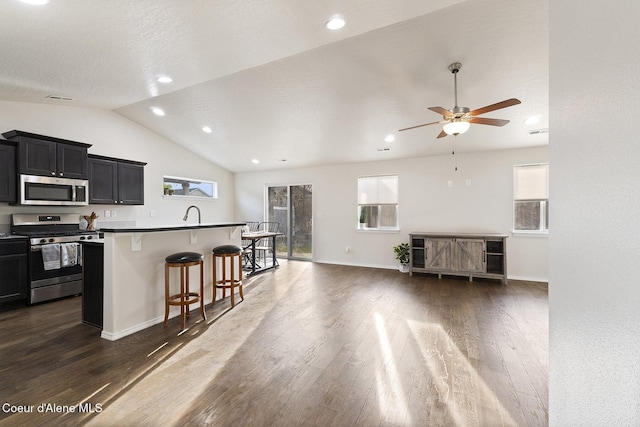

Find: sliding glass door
<box><xmin>266</xmin><ymin>184</ymin><xmax>312</xmax><ymax>260</ymax></box>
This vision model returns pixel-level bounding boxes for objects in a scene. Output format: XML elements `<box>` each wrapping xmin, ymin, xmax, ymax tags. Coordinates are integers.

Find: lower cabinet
<box><xmin>410</xmin><ymin>233</ymin><xmax>507</xmax><ymax>283</ymax></box>
<box><xmin>82</xmin><ymin>241</ymin><xmax>103</xmax><ymax>329</ymax></box>
<box><xmin>0</xmin><ymin>238</ymin><xmax>28</xmax><ymax>306</ymax></box>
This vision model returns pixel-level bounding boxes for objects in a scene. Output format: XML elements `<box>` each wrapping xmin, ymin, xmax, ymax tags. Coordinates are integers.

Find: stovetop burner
<box><xmin>11</xmin><ymin>213</ymin><xmax>100</xmax><ymax>245</ymax></box>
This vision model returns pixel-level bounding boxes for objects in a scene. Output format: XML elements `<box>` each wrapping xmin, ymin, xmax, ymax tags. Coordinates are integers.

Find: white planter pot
<box><xmin>398</xmin><ymin>264</ymin><xmax>409</xmax><ymax>273</ymax></box>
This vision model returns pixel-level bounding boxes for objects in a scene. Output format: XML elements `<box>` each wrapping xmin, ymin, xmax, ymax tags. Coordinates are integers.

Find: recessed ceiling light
<box><xmin>251</xmin><ymin>159</ymin><xmax>260</xmax><ymax>164</ymax></box>
<box><xmin>18</xmin><ymin>0</ymin><xmax>50</xmax><ymax>5</ymax></box>
<box><xmin>157</xmin><ymin>76</ymin><xmax>173</xmax><ymax>83</ymax></box>
<box><xmin>202</xmin><ymin>126</ymin><xmax>212</xmax><ymax>133</ymax></box>
<box><xmin>384</xmin><ymin>134</ymin><xmax>395</xmax><ymax>143</ymax></box>
<box><xmin>525</xmin><ymin>115</ymin><xmax>541</xmax><ymax>125</ymax></box>
<box><xmin>325</xmin><ymin>15</ymin><xmax>345</xmax><ymax>30</ymax></box>
<box><xmin>151</xmin><ymin>107</ymin><xmax>165</xmax><ymax>116</ymax></box>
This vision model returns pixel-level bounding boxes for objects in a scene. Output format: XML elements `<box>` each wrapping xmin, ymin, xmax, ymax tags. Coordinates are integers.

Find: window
<box><xmin>163</xmin><ymin>175</ymin><xmax>218</xmax><ymax>199</ymax></box>
<box><xmin>357</xmin><ymin>175</ymin><xmax>398</xmax><ymax>230</ymax></box>
<box><xmin>513</xmin><ymin>164</ymin><xmax>549</xmax><ymax>232</ymax></box>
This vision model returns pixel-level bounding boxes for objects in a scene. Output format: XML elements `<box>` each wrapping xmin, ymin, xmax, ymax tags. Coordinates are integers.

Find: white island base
<box><xmin>101</xmin><ymin>223</ymin><xmax>244</xmax><ymax>340</ymax></box>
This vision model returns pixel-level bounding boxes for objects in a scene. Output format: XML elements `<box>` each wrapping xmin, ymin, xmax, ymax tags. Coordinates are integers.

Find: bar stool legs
<box><xmin>164</xmin><ymin>252</ymin><xmax>205</xmax><ymax>330</ymax></box>
<box><xmin>212</xmin><ymin>245</ymin><xmax>243</xmax><ymax>307</ymax></box>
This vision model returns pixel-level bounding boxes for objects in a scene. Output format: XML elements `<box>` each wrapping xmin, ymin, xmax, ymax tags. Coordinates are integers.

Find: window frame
<box><xmin>162</xmin><ymin>175</ymin><xmax>218</xmax><ymax>200</ymax></box>
<box><xmin>513</xmin><ymin>163</ymin><xmax>549</xmax><ymax>235</ymax></box>
<box><xmin>357</xmin><ymin>174</ymin><xmax>399</xmax><ymax>232</ymax></box>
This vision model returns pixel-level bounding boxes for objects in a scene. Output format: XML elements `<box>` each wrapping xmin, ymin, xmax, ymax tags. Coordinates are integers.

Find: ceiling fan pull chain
<box><xmin>452</xmin><ymin>148</ymin><xmax>458</xmax><ymax>172</ymax></box>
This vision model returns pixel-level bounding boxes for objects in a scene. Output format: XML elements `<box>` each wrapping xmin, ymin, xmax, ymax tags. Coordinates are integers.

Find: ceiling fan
<box><xmin>399</xmin><ymin>62</ymin><xmax>521</xmax><ymax>138</ymax></box>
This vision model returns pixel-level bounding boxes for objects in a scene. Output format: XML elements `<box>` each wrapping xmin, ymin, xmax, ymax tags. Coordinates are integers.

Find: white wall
<box><xmin>550</xmin><ymin>1</ymin><xmax>640</xmax><ymax>425</ymax></box>
<box><xmin>0</xmin><ymin>100</ymin><xmax>234</xmax><ymax>230</ymax></box>
<box><xmin>235</xmin><ymin>146</ymin><xmax>548</xmax><ymax>281</ymax></box>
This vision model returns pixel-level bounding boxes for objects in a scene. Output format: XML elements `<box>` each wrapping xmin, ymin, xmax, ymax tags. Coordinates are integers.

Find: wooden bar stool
<box><xmin>164</xmin><ymin>251</ymin><xmax>205</xmax><ymax>330</ymax></box>
<box><xmin>212</xmin><ymin>245</ymin><xmax>243</xmax><ymax>307</ymax></box>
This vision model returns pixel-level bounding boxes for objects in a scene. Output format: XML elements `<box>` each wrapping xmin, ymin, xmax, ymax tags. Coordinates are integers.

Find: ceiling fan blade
<box><xmin>470</xmin><ymin>98</ymin><xmax>521</xmax><ymax>116</ymax></box>
<box><xmin>469</xmin><ymin>117</ymin><xmax>510</xmax><ymax>127</ymax></box>
<box><xmin>428</xmin><ymin>106</ymin><xmax>453</xmax><ymax>118</ymax></box>
<box><xmin>398</xmin><ymin>120</ymin><xmax>445</xmax><ymax>132</ymax></box>
<box><xmin>436</xmin><ymin>129</ymin><xmax>448</xmax><ymax>139</ymax></box>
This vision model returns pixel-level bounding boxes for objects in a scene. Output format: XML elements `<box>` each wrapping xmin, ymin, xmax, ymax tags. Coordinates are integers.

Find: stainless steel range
<box><xmin>11</xmin><ymin>213</ymin><xmax>100</xmax><ymax>304</ymax></box>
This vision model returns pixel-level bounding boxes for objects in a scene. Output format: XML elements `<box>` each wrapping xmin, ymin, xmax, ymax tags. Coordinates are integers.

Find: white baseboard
<box><xmin>101</xmin><ymin>315</ymin><xmax>165</xmax><ymax>341</ymax></box>
<box><xmin>314</xmin><ymin>259</ymin><xmax>396</xmax><ymax>271</ymax></box>
<box><xmin>507</xmin><ymin>275</ymin><xmax>548</xmax><ymax>283</ymax></box>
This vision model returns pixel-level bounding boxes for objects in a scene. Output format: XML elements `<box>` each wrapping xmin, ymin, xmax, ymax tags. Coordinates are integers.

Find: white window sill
<box><xmin>511</xmin><ymin>230</ymin><xmax>549</xmax><ymax>237</ymax></box>
<box><xmin>356</xmin><ymin>228</ymin><xmax>400</xmax><ymax>234</ymax></box>
<box><xmin>163</xmin><ymin>195</ymin><xmax>218</xmax><ymax>201</ymax></box>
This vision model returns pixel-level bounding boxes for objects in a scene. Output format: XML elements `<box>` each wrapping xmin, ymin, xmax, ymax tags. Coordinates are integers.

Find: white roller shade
<box><xmin>358</xmin><ymin>175</ymin><xmax>398</xmax><ymax>205</ymax></box>
<box><xmin>514</xmin><ymin>164</ymin><xmax>549</xmax><ymax>200</ymax></box>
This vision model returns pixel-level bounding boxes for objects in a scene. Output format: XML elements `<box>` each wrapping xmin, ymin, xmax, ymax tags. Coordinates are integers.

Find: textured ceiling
<box><xmin>0</xmin><ymin>0</ymin><xmax>548</xmax><ymax>173</ymax></box>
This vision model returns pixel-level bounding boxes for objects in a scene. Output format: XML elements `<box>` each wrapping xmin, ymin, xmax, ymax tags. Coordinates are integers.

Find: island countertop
<box><xmin>99</xmin><ymin>221</ymin><xmax>246</xmax><ymax>233</ymax></box>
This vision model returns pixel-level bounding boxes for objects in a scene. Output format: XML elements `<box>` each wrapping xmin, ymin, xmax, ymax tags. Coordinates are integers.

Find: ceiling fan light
<box><xmin>443</xmin><ymin>120</ymin><xmax>470</xmax><ymax>136</ymax></box>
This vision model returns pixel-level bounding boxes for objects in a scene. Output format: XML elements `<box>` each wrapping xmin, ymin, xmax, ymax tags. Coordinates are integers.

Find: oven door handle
<box><xmin>30</xmin><ymin>243</ymin><xmax>82</xmax><ymax>266</ymax></box>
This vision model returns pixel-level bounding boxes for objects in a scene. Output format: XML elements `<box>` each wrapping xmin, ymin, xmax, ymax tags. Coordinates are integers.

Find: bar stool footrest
<box><xmin>167</xmin><ymin>292</ymin><xmax>200</xmax><ymax>306</ymax></box>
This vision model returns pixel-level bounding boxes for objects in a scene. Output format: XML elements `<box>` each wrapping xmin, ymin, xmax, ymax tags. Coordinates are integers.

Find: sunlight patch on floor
<box><xmin>407</xmin><ymin>320</ymin><xmax>517</xmax><ymax>427</ymax></box>
<box><xmin>374</xmin><ymin>313</ymin><xmax>412</xmax><ymax>425</ymax></box>
<box><xmin>85</xmin><ymin>272</ymin><xmax>300</xmax><ymax>426</ymax></box>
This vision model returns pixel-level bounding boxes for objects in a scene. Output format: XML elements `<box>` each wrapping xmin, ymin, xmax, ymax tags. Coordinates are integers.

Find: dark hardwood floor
<box><xmin>0</xmin><ymin>261</ymin><xmax>548</xmax><ymax>426</ymax></box>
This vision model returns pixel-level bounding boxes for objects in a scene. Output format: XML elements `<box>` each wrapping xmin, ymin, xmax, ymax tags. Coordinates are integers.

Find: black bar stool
<box><xmin>164</xmin><ymin>251</ymin><xmax>205</xmax><ymax>330</ymax></box>
<box><xmin>212</xmin><ymin>245</ymin><xmax>243</xmax><ymax>307</ymax></box>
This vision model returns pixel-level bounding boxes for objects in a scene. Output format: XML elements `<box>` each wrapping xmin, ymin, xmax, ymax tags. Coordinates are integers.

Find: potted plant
<box><xmin>393</xmin><ymin>242</ymin><xmax>410</xmax><ymax>273</ymax></box>
<box><xmin>359</xmin><ymin>208</ymin><xmax>366</xmax><ymax>229</ymax></box>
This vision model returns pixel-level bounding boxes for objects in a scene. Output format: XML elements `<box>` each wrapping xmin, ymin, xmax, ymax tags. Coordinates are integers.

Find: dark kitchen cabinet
<box><xmin>82</xmin><ymin>241</ymin><xmax>103</xmax><ymax>329</ymax></box>
<box><xmin>2</xmin><ymin>130</ymin><xmax>91</xmax><ymax>179</ymax></box>
<box><xmin>0</xmin><ymin>238</ymin><xmax>28</xmax><ymax>306</ymax></box>
<box><xmin>0</xmin><ymin>140</ymin><xmax>17</xmax><ymax>203</ymax></box>
<box><xmin>88</xmin><ymin>155</ymin><xmax>146</xmax><ymax>205</ymax></box>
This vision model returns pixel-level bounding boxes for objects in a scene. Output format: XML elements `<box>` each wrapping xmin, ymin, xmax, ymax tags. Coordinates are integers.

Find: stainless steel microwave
<box><xmin>19</xmin><ymin>174</ymin><xmax>88</xmax><ymax>206</ymax></box>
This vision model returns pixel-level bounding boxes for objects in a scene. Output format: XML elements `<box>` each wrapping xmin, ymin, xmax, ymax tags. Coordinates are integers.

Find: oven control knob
<box><xmin>87</xmin><ymin>235</ymin><xmax>93</xmax><ymax>240</ymax></box>
<box><xmin>48</xmin><ymin>238</ymin><xmax>55</xmax><ymax>243</ymax></box>
<box><xmin>40</xmin><ymin>239</ymin><xmax>46</xmax><ymax>244</ymax></box>
<box><xmin>80</xmin><ymin>236</ymin><xmax>86</xmax><ymax>240</ymax></box>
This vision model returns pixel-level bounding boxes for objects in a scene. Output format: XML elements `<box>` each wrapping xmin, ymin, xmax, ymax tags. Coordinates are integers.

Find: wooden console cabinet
<box><xmin>409</xmin><ymin>232</ymin><xmax>507</xmax><ymax>284</ymax></box>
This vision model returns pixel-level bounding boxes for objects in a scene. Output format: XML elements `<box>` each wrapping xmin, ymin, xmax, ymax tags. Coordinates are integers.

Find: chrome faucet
<box><xmin>183</xmin><ymin>205</ymin><xmax>201</xmax><ymax>224</ymax></box>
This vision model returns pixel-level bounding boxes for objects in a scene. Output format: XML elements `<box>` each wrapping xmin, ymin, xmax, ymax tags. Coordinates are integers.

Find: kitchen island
<box><xmin>99</xmin><ymin>222</ymin><xmax>245</xmax><ymax>340</ymax></box>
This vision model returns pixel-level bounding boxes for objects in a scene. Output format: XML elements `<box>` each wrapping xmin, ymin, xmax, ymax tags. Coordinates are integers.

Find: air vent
<box><xmin>376</xmin><ymin>147</ymin><xmax>391</xmax><ymax>152</ymax></box>
<box><xmin>528</xmin><ymin>128</ymin><xmax>549</xmax><ymax>135</ymax></box>
<box><xmin>46</xmin><ymin>95</ymin><xmax>75</xmax><ymax>101</ymax></box>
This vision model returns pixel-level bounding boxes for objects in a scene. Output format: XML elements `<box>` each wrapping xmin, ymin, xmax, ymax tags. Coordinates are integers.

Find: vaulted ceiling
<box><xmin>0</xmin><ymin>0</ymin><xmax>548</xmax><ymax>172</ymax></box>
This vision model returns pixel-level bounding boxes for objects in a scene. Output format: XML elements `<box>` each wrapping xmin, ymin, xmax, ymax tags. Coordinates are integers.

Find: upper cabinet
<box><xmin>0</xmin><ymin>140</ymin><xmax>17</xmax><ymax>203</ymax></box>
<box><xmin>1</xmin><ymin>130</ymin><xmax>91</xmax><ymax>180</ymax></box>
<box><xmin>88</xmin><ymin>155</ymin><xmax>146</xmax><ymax>205</ymax></box>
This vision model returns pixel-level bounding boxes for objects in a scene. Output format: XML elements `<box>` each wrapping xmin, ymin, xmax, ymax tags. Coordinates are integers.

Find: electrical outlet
<box><xmin>149</xmin><ymin>210</ymin><xmax>155</xmax><ymax>217</ymax></box>
<box><xmin>111</xmin><ymin>210</ymin><xmax>117</xmax><ymax>218</ymax></box>
<box><xmin>466</xmin><ymin>179</ymin><xmax>472</xmax><ymax>187</ymax></box>
<box><xmin>448</xmin><ymin>180</ymin><xmax>454</xmax><ymax>188</ymax></box>
<box><xmin>104</xmin><ymin>210</ymin><xmax>111</xmax><ymax>218</ymax></box>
